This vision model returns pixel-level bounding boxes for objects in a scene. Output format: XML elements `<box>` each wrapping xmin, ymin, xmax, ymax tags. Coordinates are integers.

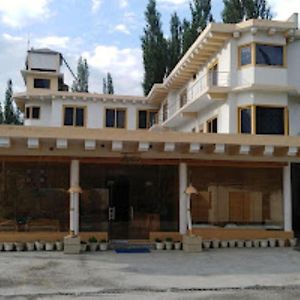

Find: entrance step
<box><xmin>110</xmin><ymin>240</ymin><xmax>155</xmax><ymax>250</ymax></box>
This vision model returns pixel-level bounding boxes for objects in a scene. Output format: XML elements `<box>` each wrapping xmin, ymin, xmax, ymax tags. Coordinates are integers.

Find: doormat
<box><xmin>115</xmin><ymin>247</ymin><xmax>151</xmax><ymax>254</ymax></box>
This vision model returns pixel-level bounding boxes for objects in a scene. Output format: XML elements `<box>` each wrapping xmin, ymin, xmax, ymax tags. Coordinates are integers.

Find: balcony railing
<box><xmin>188</xmin><ymin>71</ymin><xmax>230</xmax><ymax>103</ymax></box>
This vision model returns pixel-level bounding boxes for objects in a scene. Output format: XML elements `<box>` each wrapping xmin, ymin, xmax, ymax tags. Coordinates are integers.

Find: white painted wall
<box><xmin>287</xmin><ymin>40</ymin><xmax>300</xmax><ymax>90</ymax></box>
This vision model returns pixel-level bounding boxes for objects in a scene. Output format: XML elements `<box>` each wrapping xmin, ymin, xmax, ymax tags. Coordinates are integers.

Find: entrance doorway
<box><xmin>107</xmin><ymin>176</ymin><xmax>130</xmax><ymax>240</ymax></box>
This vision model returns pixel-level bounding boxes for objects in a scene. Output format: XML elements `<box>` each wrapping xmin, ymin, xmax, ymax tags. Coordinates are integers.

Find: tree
<box><xmin>167</xmin><ymin>12</ymin><xmax>182</xmax><ymax>75</ymax></box>
<box><xmin>107</xmin><ymin>73</ymin><xmax>114</xmax><ymax>94</ymax></box>
<box><xmin>4</xmin><ymin>79</ymin><xmax>15</xmax><ymax>124</ymax></box>
<box><xmin>102</xmin><ymin>73</ymin><xmax>114</xmax><ymax>94</ymax></box>
<box><xmin>182</xmin><ymin>0</ymin><xmax>214</xmax><ymax>54</ymax></box>
<box><xmin>0</xmin><ymin>102</ymin><xmax>3</xmax><ymax>124</ymax></box>
<box><xmin>222</xmin><ymin>0</ymin><xmax>272</xmax><ymax>23</ymax></box>
<box><xmin>102</xmin><ymin>77</ymin><xmax>107</xmax><ymax>94</ymax></box>
<box><xmin>141</xmin><ymin>0</ymin><xmax>167</xmax><ymax>95</ymax></box>
<box><xmin>72</xmin><ymin>56</ymin><xmax>89</xmax><ymax>93</ymax></box>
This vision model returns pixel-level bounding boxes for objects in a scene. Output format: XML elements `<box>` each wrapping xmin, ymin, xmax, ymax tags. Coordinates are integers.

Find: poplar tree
<box><xmin>167</xmin><ymin>12</ymin><xmax>182</xmax><ymax>75</ymax></box>
<box><xmin>182</xmin><ymin>0</ymin><xmax>214</xmax><ymax>54</ymax></box>
<box><xmin>107</xmin><ymin>73</ymin><xmax>114</xmax><ymax>94</ymax></box>
<box><xmin>102</xmin><ymin>77</ymin><xmax>107</xmax><ymax>94</ymax></box>
<box><xmin>141</xmin><ymin>0</ymin><xmax>167</xmax><ymax>95</ymax></box>
<box><xmin>222</xmin><ymin>0</ymin><xmax>272</xmax><ymax>23</ymax></box>
<box><xmin>4</xmin><ymin>79</ymin><xmax>15</xmax><ymax>124</ymax></box>
<box><xmin>72</xmin><ymin>56</ymin><xmax>89</xmax><ymax>93</ymax></box>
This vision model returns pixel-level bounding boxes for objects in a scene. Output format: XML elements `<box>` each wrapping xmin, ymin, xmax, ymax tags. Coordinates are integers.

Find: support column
<box><xmin>179</xmin><ymin>163</ymin><xmax>188</xmax><ymax>234</ymax></box>
<box><xmin>283</xmin><ymin>163</ymin><xmax>292</xmax><ymax>232</ymax></box>
<box><xmin>70</xmin><ymin>160</ymin><xmax>80</xmax><ymax>235</ymax></box>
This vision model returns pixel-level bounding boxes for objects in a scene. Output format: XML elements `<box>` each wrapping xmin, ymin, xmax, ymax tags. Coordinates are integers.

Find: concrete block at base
<box><xmin>183</xmin><ymin>235</ymin><xmax>202</xmax><ymax>252</ymax></box>
<box><xmin>64</xmin><ymin>236</ymin><xmax>81</xmax><ymax>254</ymax></box>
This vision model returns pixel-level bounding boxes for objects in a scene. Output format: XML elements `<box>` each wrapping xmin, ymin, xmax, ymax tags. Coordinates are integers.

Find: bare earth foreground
<box><xmin>0</xmin><ymin>248</ymin><xmax>300</xmax><ymax>299</ymax></box>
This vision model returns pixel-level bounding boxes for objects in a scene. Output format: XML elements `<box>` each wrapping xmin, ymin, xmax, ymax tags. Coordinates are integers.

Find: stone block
<box><xmin>182</xmin><ymin>235</ymin><xmax>202</xmax><ymax>252</ymax></box>
<box><xmin>64</xmin><ymin>236</ymin><xmax>81</xmax><ymax>254</ymax></box>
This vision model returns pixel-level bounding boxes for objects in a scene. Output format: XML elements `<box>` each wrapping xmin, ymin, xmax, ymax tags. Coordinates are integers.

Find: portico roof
<box><xmin>0</xmin><ymin>125</ymin><xmax>299</xmax><ymax>163</ymax></box>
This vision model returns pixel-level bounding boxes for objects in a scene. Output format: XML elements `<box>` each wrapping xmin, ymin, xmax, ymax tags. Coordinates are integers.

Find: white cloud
<box><xmin>269</xmin><ymin>0</ymin><xmax>300</xmax><ymax>21</ymax></box>
<box><xmin>34</xmin><ymin>36</ymin><xmax>71</xmax><ymax>49</ymax></box>
<box><xmin>157</xmin><ymin>0</ymin><xmax>188</xmax><ymax>6</ymax></box>
<box><xmin>119</xmin><ymin>0</ymin><xmax>128</xmax><ymax>8</ymax></box>
<box><xmin>0</xmin><ymin>0</ymin><xmax>52</xmax><ymax>27</ymax></box>
<box><xmin>82</xmin><ymin>45</ymin><xmax>143</xmax><ymax>95</ymax></box>
<box><xmin>114</xmin><ymin>24</ymin><xmax>130</xmax><ymax>35</ymax></box>
<box><xmin>91</xmin><ymin>0</ymin><xmax>102</xmax><ymax>13</ymax></box>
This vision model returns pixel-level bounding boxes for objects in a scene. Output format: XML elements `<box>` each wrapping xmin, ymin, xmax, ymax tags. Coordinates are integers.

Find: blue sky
<box><xmin>0</xmin><ymin>0</ymin><xmax>297</xmax><ymax>98</ymax></box>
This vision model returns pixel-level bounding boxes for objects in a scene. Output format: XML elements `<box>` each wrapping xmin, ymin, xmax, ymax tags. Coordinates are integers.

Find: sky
<box><xmin>0</xmin><ymin>0</ymin><xmax>299</xmax><ymax>99</ymax></box>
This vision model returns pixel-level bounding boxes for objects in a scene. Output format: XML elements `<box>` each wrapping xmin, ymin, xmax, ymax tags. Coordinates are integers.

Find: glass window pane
<box><xmin>117</xmin><ymin>110</ymin><xmax>126</xmax><ymax>128</ymax></box>
<box><xmin>32</xmin><ymin>107</ymin><xmax>40</xmax><ymax>119</ymax></box>
<box><xmin>149</xmin><ymin>111</ymin><xmax>157</xmax><ymax>127</ymax></box>
<box><xmin>75</xmin><ymin>108</ymin><xmax>84</xmax><ymax>127</ymax></box>
<box><xmin>256</xmin><ymin>107</ymin><xmax>284</xmax><ymax>135</ymax></box>
<box><xmin>240</xmin><ymin>46</ymin><xmax>252</xmax><ymax>66</ymax></box>
<box><xmin>256</xmin><ymin>44</ymin><xmax>283</xmax><ymax>66</ymax></box>
<box><xmin>240</xmin><ymin>108</ymin><xmax>251</xmax><ymax>133</ymax></box>
<box><xmin>64</xmin><ymin>107</ymin><xmax>74</xmax><ymax>126</ymax></box>
<box><xmin>106</xmin><ymin>109</ymin><xmax>115</xmax><ymax>128</ymax></box>
<box><xmin>212</xmin><ymin>118</ymin><xmax>218</xmax><ymax>133</ymax></box>
<box><xmin>34</xmin><ymin>79</ymin><xmax>51</xmax><ymax>89</ymax></box>
<box><xmin>138</xmin><ymin>111</ymin><xmax>147</xmax><ymax>129</ymax></box>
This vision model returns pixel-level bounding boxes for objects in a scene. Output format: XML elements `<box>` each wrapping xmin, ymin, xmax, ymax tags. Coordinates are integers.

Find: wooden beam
<box><xmin>56</xmin><ymin>139</ymin><xmax>68</xmax><ymax>149</ymax></box>
<box><xmin>112</xmin><ymin>141</ymin><xmax>123</xmax><ymax>152</ymax></box>
<box><xmin>27</xmin><ymin>138</ymin><xmax>39</xmax><ymax>149</ymax></box>
<box><xmin>84</xmin><ymin>140</ymin><xmax>96</xmax><ymax>151</ymax></box>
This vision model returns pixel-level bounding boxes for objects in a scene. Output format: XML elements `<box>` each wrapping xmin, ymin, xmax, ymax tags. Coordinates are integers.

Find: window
<box><xmin>179</xmin><ymin>90</ymin><xmax>187</xmax><ymax>108</ymax></box>
<box><xmin>105</xmin><ymin>108</ymin><xmax>126</xmax><ymax>128</ymax></box>
<box><xmin>63</xmin><ymin>106</ymin><xmax>85</xmax><ymax>127</ymax></box>
<box><xmin>256</xmin><ymin>44</ymin><xmax>283</xmax><ymax>66</ymax></box>
<box><xmin>25</xmin><ymin>106</ymin><xmax>40</xmax><ymax>119</ymax></box>
<box><xmin>207</xmin><ymin>117</ymin><xmax>218</xmax><ymax>133</ymax></box>
<box><xmin>138</xmin><ymin>110</ymin><xmax>158</xmax><ymax>129</ymax></box>
<box><xmin>239</xmin><ymin>107</ymin><xmax>252</xmax><ymax>134</ymax></box>
<box><xmin>256</xmin><ymin>107</ymin><xmax>285</xmax><ymax>135</ymax></box>
<box><xmin>34</xmin><ymin>78</ymin><xmax>51</xmax><ymax>89</ymax></box>
<box><xmin>238</xmin><ymin>106</ymin><xmax>288</xmax><ymax>135</ymax></box>
<box><xmin>162</xmin><ymin>102</ymin><xmax>168</xmax><ymax>122</ymax></box>
<box><xmin>240</xmin><ymin>45</ymin><xmax>252</xmax><ymax>66</ymax></box>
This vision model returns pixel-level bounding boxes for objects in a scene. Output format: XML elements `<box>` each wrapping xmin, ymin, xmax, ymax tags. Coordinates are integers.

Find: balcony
<box><xmin>162</xmin><ymin>71</ymin><xmax>230</xmax><ymax>128</ymax></box>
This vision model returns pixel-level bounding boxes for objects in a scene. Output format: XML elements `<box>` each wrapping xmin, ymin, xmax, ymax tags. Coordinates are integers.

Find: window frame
<box><xmin>137</xmin><ymin>109</ymin><xmax>158</xmax><ymax>129</ymax></box>
<box><xmin>238</xmin><ymin>42</ymin><xmax>286</xmax><ymax>69</ymax></box>
<box><xmin>63</xmin><ymin>106</ymin><xmax>86</xmax><ymax>127</ymax></box>
<box><xmin>25</xmin><ymin>106</ymin><xmax>41</xmax><ymax>120</ymax></box>
<box><xmin>33</xmin><ymin>78</ymin><xmax>51</xmax><ymax>89</ymax></box>
<box><xmin>206</xmin><ymin>116</ymin><xmax>218</xmax><ymax>133</ymax></box>
<box><xmin>238</xmin><ymin>105</ymin><xmax>289</xmax><ymax>135</ymax></box>
<box><xmin>104</xmin><ymin>107</ymin><xmax>127</xmax><ymax>129</ymax></box>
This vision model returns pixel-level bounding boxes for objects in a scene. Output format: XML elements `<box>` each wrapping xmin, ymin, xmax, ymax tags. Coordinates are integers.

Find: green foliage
<box><xmin>102</xmin><ymin>73</ymin><xmax>114</xmax><ymax>94</ymax></box>
<box><xmin>141</xmin><ymin>0</ymin><xmax>167</xmax><ymax>96</ymax></box>
<box><xmin>2</xmin><ymin>79</ymin><xmax>22</xmax><ymax>125</ymax></box>
<box><xmin>166</xmin><ymin>12</ymin><xmax>182</xmax><ymax>75</ymax></box>
<box><xmin>182</xmin><ymin>0</ymin><xmax>214</xmax><ymax>54</ymax></box>
<box><xmin>88</xmin><ymin>236</ymin><xmax>97</xmax><ymax>243</ymax></box>
<box><xmin>72</xmin><ymin>56</ymin><xmax>89</xmax><ymax>93</ymax></box>
<box><xmin>222</xmin><ymin>0</ymin><xmax>272</xmax><ymax>23</ymax></box>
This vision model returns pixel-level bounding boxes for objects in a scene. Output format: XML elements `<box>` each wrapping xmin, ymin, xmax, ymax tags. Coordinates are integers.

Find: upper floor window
<box><xmin>138</xmin><ymin>110</ymin><xmax>158</xmax><ymax>129</ymax></box>
<box><xmin>179</xmin><ymin>90</ymin><xmax>187</xmax><ymax>108</ymax></box>
<box><xmin>162</xmin><ymin>102</ymin><xmax>168</xmax><ymax>122</ymax></box>
<box><xmin>238</xmin><ymin>105</ymin><xmax>288</xmax><ymax>135</ymax></box>
<box><xmin>25</xmin><ymin>106</ymin><xmax>40</xmax><ymax>119</ymax></box>
<box><xmin>105</xmin><ymin>108</ymin><xmax>126</xmax><ymax>128</ymax></box>
<box><xmin>207</xmin><ymin>117</ymin><xmax>218</xmax><ymax>133</ymax></box>
<box><xmin>64</xmin><ymin>106</ymin><xmax>85</xmax><ymax>127</ymax></box>
<box><xmin>239</xmin><ymin>43</ymin><xmax>285</xmax><ymax>68</ymax></box>
<box><xmin>240</xmin><ymin>45</ymin><xmax>252</xmax><ymax>66</ymax></box>
<box><xmin>34</xmin><ymin>78</ymin><xmax>50</xmax><ymax>89</ymax></box>
<box><xmin>256</xmin><ymin>44</ymin><xmax>284</xmax><ymax>66</ymax></box>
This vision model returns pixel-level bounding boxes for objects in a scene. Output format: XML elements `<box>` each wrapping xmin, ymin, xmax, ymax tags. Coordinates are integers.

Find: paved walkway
<box><xmin>0</xmin><ymin>248</ymin><xmax>300</xmax><ymax>299</ymax></box>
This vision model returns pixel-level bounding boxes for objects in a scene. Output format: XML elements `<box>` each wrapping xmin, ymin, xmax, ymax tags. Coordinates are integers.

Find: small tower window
<box><xmin>34</xmin><ymin>78</ymin><xmax>51</xmax><ymax>89</ymax></box>
<box><xmin>25</xmin><ymin>106</ymin><xmax>40</xmax><ymax>119</ymax></box>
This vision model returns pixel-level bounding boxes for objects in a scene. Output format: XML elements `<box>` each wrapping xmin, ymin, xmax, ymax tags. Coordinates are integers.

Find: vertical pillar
<box><xmin>283</xmin><ymin>163</ymin><xmax>292</xmax><ymax>231</ymax></box>
<box><xmin>70</xmin><ymin>160</ymin><xmax>80</xmax><ymax>235</ymax></box>
<box><xmin>179</xmin><ymin>163</ymin><xmax>188</xmax><ymax>234</ymax></box>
